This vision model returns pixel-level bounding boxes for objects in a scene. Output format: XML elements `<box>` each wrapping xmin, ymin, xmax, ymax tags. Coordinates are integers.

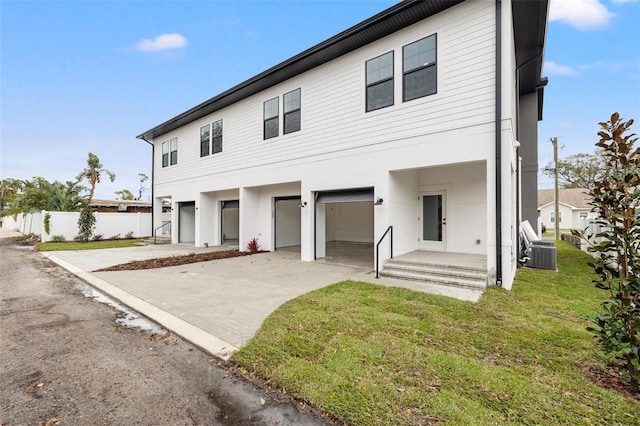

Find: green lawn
<box><xmin>233</xmin><ymin>241</ymin><xmax>639</xmax><ymax>425</ymax></box>
<box><xmin>36</xmin><ymin>238</ymin><xmax>146</xmax><ymax>251</ymax></box>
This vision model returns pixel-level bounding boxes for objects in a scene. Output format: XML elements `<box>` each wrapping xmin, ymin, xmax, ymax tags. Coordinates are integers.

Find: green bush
<box><xmin>76</xmin><ymin>208</ymin><xmax>96</xmax><ymax>243</ymax></box>
<box><xmin>575</xmin><ymin>112</ymin><xmax>640</xmax><ymax>391</ymax></box>
<box><xmin>50</xmin><ymin>235</ymin><xmax>66</xmax><ymax>242</ymax></box>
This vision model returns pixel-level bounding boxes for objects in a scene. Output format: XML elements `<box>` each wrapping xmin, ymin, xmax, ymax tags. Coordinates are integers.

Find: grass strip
<box><xmin>233</xmin><ymin>241</ymin><xmax>639</xmax><ymax>425</ymax></box>
<box><xmin>36</xmin><ymin>239</ymin><xmax>146</xmax><ymax>251</ymax></box>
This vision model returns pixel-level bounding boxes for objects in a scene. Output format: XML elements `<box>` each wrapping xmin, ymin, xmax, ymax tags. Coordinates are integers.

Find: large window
<box><xmin>162</xmin><ymin>138</ymin><xmax>178</xmax><ymax>167</ymax></box>
<box><xmin>162</xmin><ymin>141</ymin><xmax>169</xmax><ymax>167</ymax></box>
<box><xmin>212</xmin><ymin>119</ymin><xmax>223</xmax><ymax>154</ymax></box>
<box><xmin>200</xmin><ymin>124</ymin><xmax>210</xmax><ymax>157</ymax></box>
<box><xmin>264</xmin><ymin>97</ymin><xmax>279</xmax><ymax>140</ymax></box>
<box><xmin>283</xmin><ymin>88</ymin><xmax>301</xmax><ymax>134</ymax></box>
<box><xmin>403</xmin><ymin>34</ymin><xmax>437</xmax><ymax>101</ymax></box>
<box><xmin>366</xmin><ymin>51</ymin><xmax>394</xmax><ymax>112</ymax></box>
<box><xmin>170</xmin><ymin>137</ymin><xmax>178</xmax><ymax>165</ymax></box>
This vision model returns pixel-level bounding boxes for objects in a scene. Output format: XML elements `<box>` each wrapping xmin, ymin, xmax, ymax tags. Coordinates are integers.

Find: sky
<box><xmin>1</xmin><ymin>0</ymin><xmax>639</xmax><ymax>200</ymax></box>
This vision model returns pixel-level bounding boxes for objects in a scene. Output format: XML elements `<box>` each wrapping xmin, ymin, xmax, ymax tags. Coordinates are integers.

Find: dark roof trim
<box><xmin>137</xmin><ymin>0</ymin><xmax>463</xmax><ymax>141</ymax></box>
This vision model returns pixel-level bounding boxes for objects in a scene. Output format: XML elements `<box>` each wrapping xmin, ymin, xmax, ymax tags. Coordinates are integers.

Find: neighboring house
<box><xmin>137</xmin><ymin>0</ymin><xmax>548</xmax><ymax>290</ymax></box>
<box><xmin>538</xmin><ymin>188</ymin><xmax>596</xmax><ymax>231</ymax></box>
<box><xmin>89</xmin><ymin>199</ymin><xmax>152</xmax><ymax>213</ymax></box>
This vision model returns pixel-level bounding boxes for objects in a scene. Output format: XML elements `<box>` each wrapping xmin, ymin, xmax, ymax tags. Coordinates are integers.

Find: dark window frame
<box><xmin>212</xmin><ymin>119</ymin><xmax>223</xmax><ymax>154</ymax></box>
<box><xmin>263</xmin><ymin>97</ymin><xmax>279</xmax><ymax>140</ymax></box>
<box><xmin>402</xmin><ymin>34</ymin><xmax>437</xmax><ymax>102</ymax></box>
<box><xmin>162</xmin><ymin>140</ymin><xmax>169</xmax><ymax>168</ymax></box>
<box><xmin>170</xmin><ymin>137</ymin><xmax>178</xmax><ymax>165</ymax></box>
<box><xmin>283</xmin><ymin>88</ymin><xmax>301</xmax><ymax>134</ymax></box>
<box><xmin>366</xmin><ymin>51</ymin><xmax>394</xmax><ymax>112</ymax></box>
<box><xmin>200</xmin><ymin>124</ymin><xmax>210</xmax><ymax>157</ymax></box>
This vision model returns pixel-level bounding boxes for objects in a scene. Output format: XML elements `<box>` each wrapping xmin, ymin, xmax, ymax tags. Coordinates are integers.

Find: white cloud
<box><xmin>544</xmin><ymin>61</ymin><xmax>579</xmax><ymax>76</ymax></box>
<box><xmin>134</xmin><ymin>33</ymin><xmax>187</xmax><ymax>52</ymax></box>
<box><xmin>612</xmin><ymin>0</ymin><xmax>640</xmax><ymax>3</ymax></box>
<box><xmin>549</xmin><ymin>0</ymin><xmax>614</xmax><ymax>30</ymax></box>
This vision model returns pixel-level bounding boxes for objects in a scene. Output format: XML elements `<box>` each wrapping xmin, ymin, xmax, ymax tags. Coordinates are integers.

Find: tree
<box><xmin>6</xmin><ymin>177</ymin><xmax>86</xmax><ymax>217</ymax></box>
<box><xmin>137</xmin><ymin>173</ymin><xmax>149</xmax><ymax>200</ymax></box>
<box><xmin>76</xmin><ymin>152</ymin><xmax>115</xmax><ymax>202</ymax></box>
<box><xmin>574</xmin><ymin>112</ymin><xmax>640</xmax><ymax>391</ymax></box>
<box><xmin>115</xmin><ymin>189</ymin><xmax>135</xmax><ymax>200</ymax></box>
<box><xmin>543</xmin><ymin>151</ymin><xmax>606</xmax><ymax>189</ymax></box>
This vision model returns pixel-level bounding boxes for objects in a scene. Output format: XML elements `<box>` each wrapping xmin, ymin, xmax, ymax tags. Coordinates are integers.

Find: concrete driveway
<box><xmin>40</xmin><ymin>243</ymin><xmax>482</xmax><ymax>359</ymax></box>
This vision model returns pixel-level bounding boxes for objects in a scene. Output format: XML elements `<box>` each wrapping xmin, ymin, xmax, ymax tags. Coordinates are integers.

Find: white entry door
<box><xmin>418</xmin><ymin>192</ymin><xmax>447</xmax><ymax>251</ymax></box>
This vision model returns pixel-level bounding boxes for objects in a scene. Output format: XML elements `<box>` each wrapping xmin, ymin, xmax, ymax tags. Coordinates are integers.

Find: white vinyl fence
<box><xmin>1</xmin><ymin>211</ymin><xmax>152</xmax><ymax>242</ymax></box>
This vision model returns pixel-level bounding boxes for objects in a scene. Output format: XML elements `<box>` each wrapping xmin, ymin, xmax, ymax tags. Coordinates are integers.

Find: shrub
<box><xmin>76</xmin><ymin>208</ymin><xmax>96</xmax><ymax>243</ymax></box>
<box><xmin>110</xmin><ymin>234</ymin><xmax>121</xmax><ymax>240</ymax></box>
<box><xmin>91</xmin><ymin>234</ymin><xmax>104</xmax><ymax>241</ymax></box>
<box><xmin>247</xmin><ymin>237</ymin><xmax>261</xmax><ymax>253</ymax></box>
<box><xmin>50</xmin><ymin>235</ymin><xmax>66</xmax><ymax>242</ymax></box>
<box><xmin>43</xmin><ymin>212</ymin><xmax>51</xmax><ymax>235</ymax></box>
<box><xmin>125</xmin><ymin>231</ymin><xmax>134</xmax><ymax>239</ymax></box>
<box><xmin>575</xmin><ymin>112</ymin><xmax>640</xmax><ymax>391</ymax></box>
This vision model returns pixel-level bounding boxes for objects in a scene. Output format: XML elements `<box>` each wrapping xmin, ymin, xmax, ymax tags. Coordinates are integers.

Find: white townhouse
<box><xmin>137</xmin><ymin>0</ymin><xmax>549</xmax><ymax>290</ymax></box>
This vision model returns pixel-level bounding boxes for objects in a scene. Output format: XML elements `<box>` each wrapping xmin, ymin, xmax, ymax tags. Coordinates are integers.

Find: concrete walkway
<box><xmin>2</xmin><ymin>228</ymin><xmax>483</xmax><ymax>360</ymax></box>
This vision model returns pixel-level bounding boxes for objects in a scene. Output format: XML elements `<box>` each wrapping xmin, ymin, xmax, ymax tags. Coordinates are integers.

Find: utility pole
<box><xmin>551</xmin><ymin>137</ymin><xmax>560</xmax><ymax>240</ymax></box>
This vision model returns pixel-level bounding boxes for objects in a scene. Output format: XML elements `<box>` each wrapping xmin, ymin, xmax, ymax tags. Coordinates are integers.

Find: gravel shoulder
<box><xmin>0</xmin><ymin>241</ymin><xmax>334</xmax><ymax>426</ymax></box>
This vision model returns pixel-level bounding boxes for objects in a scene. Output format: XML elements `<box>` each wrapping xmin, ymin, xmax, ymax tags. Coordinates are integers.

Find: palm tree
<box><xmin>76</xmin><ymin>152</ymin><xmax>115</xmax><ymax>202</ymax></box>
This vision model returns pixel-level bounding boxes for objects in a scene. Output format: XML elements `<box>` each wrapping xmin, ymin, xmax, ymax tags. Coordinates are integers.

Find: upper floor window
<box><xmin>366</xmin><ymin>51</ymin><xmax>394</xmax><ymax>112</ymax></box>
<box><xmin>200</xmin><ymin>124</ymin><xmax>210</xmax><ymax>157</ymax></box>
<box><xmin>212</xmin><ymin>119</ymin><xmax>223</xmax><ymax>154</ymax></box>
<box><xmin>403</xmin><ymin>34</ymin><xmax>437</xmax><ymax>102</ymax></box>
<box><xmin>264</xmin><ymin>97</ymin><xmax>279</xmax><ymax>140</ymax></box>
<box><xmin>170</xmin><ymin>137</ymin><xmax>178</xmax><ymax>165</ymax></box>
<box><xmin>162</xmin><ymin>137</ymin><xmax>178</xmax><ymax>167</ymax></box>
<box><xmin>284</xmin><ymin>88</ymin><xmax>301</xmax><ymax>134</ymax></box>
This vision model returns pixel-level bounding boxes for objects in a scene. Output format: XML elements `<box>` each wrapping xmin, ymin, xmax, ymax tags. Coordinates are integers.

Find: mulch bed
<box><xmin>583</xmin><ymin>364</ymin><xmax>640</xmax><ymax>401</ymax></box>
<box><xmin>94</xmin><ymin>249</ymin><xmax>261</xmax><ymax>272</ymax></box>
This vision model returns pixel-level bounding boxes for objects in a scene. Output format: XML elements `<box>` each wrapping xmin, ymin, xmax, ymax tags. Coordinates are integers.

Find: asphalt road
<box><xmin>0</xmin><ymin>240</ymin><xmax>333</xmax><ymax>426</ymax></box>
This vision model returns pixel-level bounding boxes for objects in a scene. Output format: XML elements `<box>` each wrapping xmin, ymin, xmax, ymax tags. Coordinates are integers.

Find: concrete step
<box><xmin>381</xmin><ymin>258</ymin><xmax>487</xmax><ymax>290</ymax></box>
<box><xmin>145</xmin><ymin>235</ymin><xmax>171</xmax><ymax>245</ymax></box>
<box><xmin>385</xmin><ymin>258</ymin><xmax>486</xmax><ymax>274</ymax></box>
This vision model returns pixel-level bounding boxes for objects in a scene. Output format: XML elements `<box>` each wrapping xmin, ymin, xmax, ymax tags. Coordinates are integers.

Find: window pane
<box><xmin>367</xmin><ymin>79</ymin><xmax>393</xmax><ymax>111</ymax></box>
<box><xmin>162</xmin><ymin>141</ymin><xmax>169</xmax><ymax>154</ymax></box>
<box><xmin>162</xmin><ymin>153</ymin><xmax>168</xmax><ymax>168</ymax></box>
<box><xmin>212</xmin><ymin>120</ymin><xmax>222</xmax><ymax>153</ymax></box>
<box><xmin>366</xmin><ymin>52</ymin><xmax>393</xmax><ymax>84</ymax></box>
<box><xmin>200</xmin><ymin>125</ymin><xmax>210</xmax><ymax>157</ymax></box>
<box><xmin>212</xmin><ymin>120</ymin><xmax>222</xmax><ymax>138</ymax></box>
<box><xmin>284</xmin><ymin>89</ymin><xmax>300</xmax><ymax>113</ymax></box>
<box><xmin>403</xmin><ymin>65</ymin><xmax>436</xmax><ymax>101</ymax></box>
<box><xmin>404</xmin><ymin>35</ymin><xmax>436</xmax><ymax>72</ymax></box>
<box><xmin>264</xmin><ymin>97</ymin><xmax>278</xmax><ymax>119</ymax></box>
<box><xmin>284</xmin><ymin>110</ymin><xmax>301</xmax><ymax>134</ymax></box>
<box><xmin>213</xmin><ymin>135</ymin><xmax>222</xmax><ymax>153</ymax></box>
<box><xmin>264</xmin><ymin>117</ymin><xmax>278</xmax><ymax>139</ymax></box>
<box><xmin>169</xmin><ymin>138</ymin><xmax>178</xmax><ymax>165</ymax></box>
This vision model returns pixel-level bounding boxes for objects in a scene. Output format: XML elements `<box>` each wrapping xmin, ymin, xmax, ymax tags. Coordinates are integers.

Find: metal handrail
<box><xmin>375</xmin><ymin>225</ymin><xmax>393</xmax><ymax>278</ymax></box>
<box><xmin>153</xmin><ymin>221</ymin><xmax>171</xmax><ymax>244</ymax></box>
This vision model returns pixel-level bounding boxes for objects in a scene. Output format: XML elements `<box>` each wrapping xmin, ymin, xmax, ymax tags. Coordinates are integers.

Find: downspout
<box><xmin>495</xmin><ymin>0</ymin><xmax>503</xmax><ymax>286</ymax></box>
<box><xmin>141</xmin><ymin>137</ymin><xmax>154</xmax><ymax>237</ymax></box>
